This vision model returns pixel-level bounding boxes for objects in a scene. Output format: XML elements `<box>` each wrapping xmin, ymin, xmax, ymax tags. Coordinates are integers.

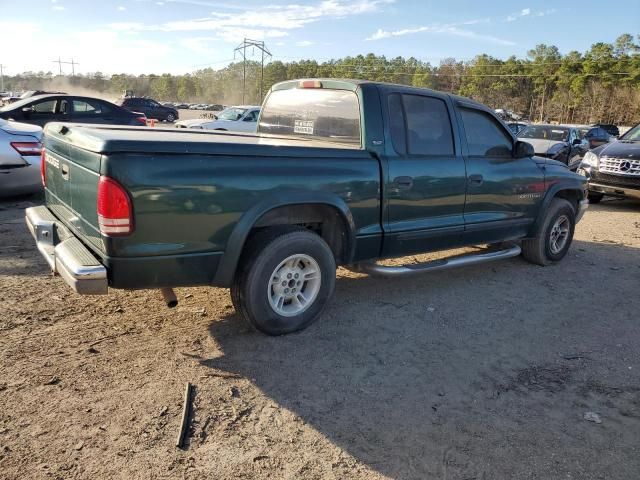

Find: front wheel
<box><xmin>588</xmin><ymin>192</ymin><xmax>603</xmax><ymax>204</ymax></box>
<box><xmin>521</xmin><ymin>198</ymin><xmax>576</xmax><ymax>266</ymax></box>
<box><xmin>231</xmin><ymin>227</ymin><xmax>336</xmax><ymax>335</ymax></box>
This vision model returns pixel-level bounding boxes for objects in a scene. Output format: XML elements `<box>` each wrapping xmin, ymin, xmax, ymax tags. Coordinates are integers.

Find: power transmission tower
<box><xmin>53</xmin><ymin>57</ymin><xmax>63</xmax><ymax>75</ymax></box>
<box><xmin>0</xmin><ymin>64</ymin><xmax>6</xmax><ymax>92</ymax></box>
<box><xmin>233</xmin><ymin>38</ymin><xmax>272</xmax><ymax>104</ymax></box>
<box><xmin>52</xmin><ymin>58</ymin><xmax>80</xmax><ymax>76</ymax></box>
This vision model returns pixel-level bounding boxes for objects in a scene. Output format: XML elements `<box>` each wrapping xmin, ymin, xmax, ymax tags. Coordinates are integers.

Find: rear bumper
<box><xmin>25</xmin><ymin>206</ymin><xmax>108</xmax><ymax>295</ymax></box>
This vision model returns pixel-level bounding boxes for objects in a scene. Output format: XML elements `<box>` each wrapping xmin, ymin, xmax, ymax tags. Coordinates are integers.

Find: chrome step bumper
<box><xmin>352</xmin><ymin>244</ymin><xmax>522</xmax><ymax>278</ymax></box>
<box><xmin>25</xmin><ymin>206</ymin><xmax>108</xmax><ymax>295</ymax></box>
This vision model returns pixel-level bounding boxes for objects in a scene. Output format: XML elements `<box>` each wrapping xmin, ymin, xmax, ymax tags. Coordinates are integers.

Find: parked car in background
<box><xmin>0</xmin><ymin>118</ymin><xmax>43</xmax><ymax>197</ymax></box>
<box><xmin>592</xmin><ymin>123</ymin><xmax>620</xmax><ymax>138</ymax></box>
<box><xmin>578</xmin><ymin>122</ymin><xmax>640</xmax><ymax>203</ymax></box>
<box><xmin>117</xmin><ymin>97</ymin><xmax>178</xmax><ymax>122</ymax></box>
<box><xmin>174</xmin><ymin>105</ymin><xmax>261</xmax><ymax>132</ymax></box>
<box><xmin>205</xmin><ymin>104</ymin><xmax>224</xmax><ymax>111</ymax></box>
<box><xmin>507</xmin><ymin>122</ymin><xmax>528</xmax><ymax>135</ymax></box>
<box><xmin>582</xmin><ymin>127</ymin><xmax>614</xmax><ymax>150</ymax></box>
<box><xmin>517</xmin><ymin>124</ymin><xmax>587</xmax><ymax>170</ymax></box>
<box><xmin>174</xmin><ymin>103</ymin><xmax>189</xmax><ymax>109</ymax></box>
<box><xmin>0</xmin><ymin>95</ymin><xmax>148</xmax><ymax>127</ymax></box>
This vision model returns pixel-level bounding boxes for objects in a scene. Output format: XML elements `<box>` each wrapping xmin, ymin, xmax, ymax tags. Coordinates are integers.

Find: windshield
<box><xmin>217</xmin><ymin>107</ymin><xmax>246</xmax><ymax>121</ymax></box>
<box><xmin>621</xmin><ymin>124</ymin><xmax>640</xmax><ymax>141</ymax></box>
<box><xmin>518</xmin><ymin>125</ymin><xmax>569</xmax><ymax>142</ymax></box>
<box><xmin>259</xmin><ymin>88</ymin><xmax>361</xmax><ymax>145</ymax></box>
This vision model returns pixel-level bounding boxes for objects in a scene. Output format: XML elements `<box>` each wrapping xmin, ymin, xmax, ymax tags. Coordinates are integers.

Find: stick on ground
<box><xmin>176</xmin><ymin>382</ymin><xmax>193</xmax><ymax>448</ymax></box>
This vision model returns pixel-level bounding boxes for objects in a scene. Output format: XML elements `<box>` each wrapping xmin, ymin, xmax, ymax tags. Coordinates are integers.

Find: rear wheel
<box><xmin>166</xmin><ymin>113</ymin><xmax>176</xmax><ymax>122</ymax></box>
<box><xmin>231</xmin><ymin>227</ymin><xmax>336</xmax><ymax>335</ymax></box>
<box><xmin>521</xmin><ymin>198</ymin><xmax>576</xmax><ymax>266</ymax></box>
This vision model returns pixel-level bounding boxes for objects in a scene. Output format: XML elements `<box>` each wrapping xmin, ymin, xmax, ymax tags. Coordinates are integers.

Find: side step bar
<box><xmin>353</xmin><ymin>244</ymin><xmax>521</xmax><ymax>278</ymax></box>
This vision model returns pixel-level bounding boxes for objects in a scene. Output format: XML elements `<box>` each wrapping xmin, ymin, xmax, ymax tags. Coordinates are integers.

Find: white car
<box><xmin>175</xmin><ymin>106</ymin><xmax>261</xmax><ymax>133</ymax></box>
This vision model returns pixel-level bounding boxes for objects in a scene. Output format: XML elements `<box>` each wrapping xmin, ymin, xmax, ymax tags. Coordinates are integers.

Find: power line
<box><xmin>270</xmin><ymin>55</ymin><xmax>639</xmax><ymax>67</ymax></box>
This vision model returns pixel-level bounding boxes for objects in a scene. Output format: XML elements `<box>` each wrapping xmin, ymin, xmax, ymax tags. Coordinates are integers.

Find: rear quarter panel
<box><xmin>100</xmin><ymin>150</ymin><xmax>381</xmax><ymax>263</ymax></box>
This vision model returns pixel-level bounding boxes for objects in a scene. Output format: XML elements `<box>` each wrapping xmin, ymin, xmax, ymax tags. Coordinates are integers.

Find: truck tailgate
<box><xmin>44</xmin><ymin>127</ymin><xmax>103</xmax><ymax>253</ymax></box>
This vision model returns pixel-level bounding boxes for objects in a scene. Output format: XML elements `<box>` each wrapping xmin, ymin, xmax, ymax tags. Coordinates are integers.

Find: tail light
<box><xmin>97</xmin><ymin>176</ymin><xmax>133</xmax><ymax>236</ymax></box>
<box><xmin>134</xmin><ymin>116</ymin><xmax>147</xmax><ymax>126</ymax></box>
<box><xmin>40</xmin><ymin>149</ymin><xmax>46</xmax><ymax>187</ymax></box>
<box><xmin>11</xmin><ymin>141</ymin><xmax>42</xmax><ymax>156</ymax></box>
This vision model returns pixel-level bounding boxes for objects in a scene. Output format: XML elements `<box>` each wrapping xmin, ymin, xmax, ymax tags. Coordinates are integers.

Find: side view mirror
<box><xmin>514</xmin><ymin>140</ymin><xmax>534</xmax><ymax>158</ymax></box>
<box><xmin>572</xmin><ymin>138</ymin><xmax>582</xmax><ymax>145</ymax></box>
<box><xmin>21</xmin><ymin>106</ymin><xmax>34</xmax><ymax>114</ymax></box>
<box><xmin>243</xmin><ymin>116</ymin><xmax>254</xmax><ymax>122</ymax></box>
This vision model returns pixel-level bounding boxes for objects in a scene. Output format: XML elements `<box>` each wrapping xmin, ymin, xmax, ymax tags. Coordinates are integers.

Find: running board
<box><xmin>353</xmin><ymin>244</ymin><xmax>521</xmax><ymax>278</ymax></box>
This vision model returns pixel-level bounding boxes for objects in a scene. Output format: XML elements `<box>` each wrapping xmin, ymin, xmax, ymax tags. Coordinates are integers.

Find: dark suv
<box><xmin>592</xmin><ymin>123</ymin><xmax>620</xmax><ymax>138</ymax></box>
<box><xmin>117</xmin><ymin>97</ymin><xmax>179</xmax><ymax>122</ymax></box>
<box><xmin>578</xmin><ymin>122</ymin><xmax>640</xmax><ymax>203</ymax></box>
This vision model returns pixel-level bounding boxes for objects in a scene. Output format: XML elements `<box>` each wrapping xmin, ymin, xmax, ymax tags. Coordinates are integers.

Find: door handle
<box><xmin>61</xmin><ymin>164</ymin><xmax>69</xmax><ymax>180</ymax></box>
<box><xmin>468</xmin><ymin>174</ymin><xmax>483</xmax><ymax>185</ymax></box>
<box><xmin>393</xmin><ymin>176</ymin><xmax>414</xmax><ymax>189</ymax></box>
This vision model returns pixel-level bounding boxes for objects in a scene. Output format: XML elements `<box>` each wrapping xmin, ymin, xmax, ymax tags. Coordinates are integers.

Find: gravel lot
<box><xmin>1</xmin><ymin>194</ymin><xmax>639</xmax><ymax>480</ymax></box>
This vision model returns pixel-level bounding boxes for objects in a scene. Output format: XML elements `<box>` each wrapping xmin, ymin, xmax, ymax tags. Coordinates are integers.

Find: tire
<box><xmin>166</xmin><ymin>113</ymin><xmax>176</xmax><ymax>122</ymax></box>
<box><xmin>588</xmin><ymin>192</ymin><xmax>603</xmax><ymax>204</ymax></box>
<box><xmin>521</xmin><ymin>198</ymin><xmax>576</xmax><ymax>266</ymax></box>
<box><xmin>231</xmin><ymin>227</ymin><xmax>336</xmax><ymax>335</ymax></box>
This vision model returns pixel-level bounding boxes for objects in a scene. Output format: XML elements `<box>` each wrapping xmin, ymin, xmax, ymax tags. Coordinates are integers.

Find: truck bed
<box><xmin>41</xmin><ymin>123</ymin><xmax>381</xmax><ymax>289</ymax></box>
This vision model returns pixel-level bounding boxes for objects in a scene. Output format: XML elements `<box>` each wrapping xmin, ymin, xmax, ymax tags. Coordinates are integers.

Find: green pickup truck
<box><xmin>26</xmin><ymin>79</ymin><xmax>588</xmax><ymax>335</ymax></box>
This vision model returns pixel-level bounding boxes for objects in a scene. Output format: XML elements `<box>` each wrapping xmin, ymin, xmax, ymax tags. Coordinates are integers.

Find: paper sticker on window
<box><xmin>294</xmin><ymin>120</ymin><xmax>314</xmax><ymax>135</ymax></box>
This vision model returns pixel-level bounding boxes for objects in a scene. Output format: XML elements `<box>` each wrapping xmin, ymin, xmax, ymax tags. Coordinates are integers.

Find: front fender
<box><xmin>529</xmin><ymin>175</ymin><xmax>587</xmax><ymax>236</ymax></box>
<box><xmin>212</xmin><ymin>190</ymin><xmax>357</xmax><ymax>287</ymax></box>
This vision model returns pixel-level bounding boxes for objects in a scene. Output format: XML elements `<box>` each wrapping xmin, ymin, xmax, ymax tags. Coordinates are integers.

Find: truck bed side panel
<box><xmin>100</xmin><ymin>152</ymin><xmax>381</xmax><ymax>280</ymax></box>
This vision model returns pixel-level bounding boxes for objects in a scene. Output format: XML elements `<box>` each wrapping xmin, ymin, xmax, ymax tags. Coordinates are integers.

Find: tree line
<box><xmin>4</xmin><ymin>33</ymin><xmax>639</xmax><ymax>125</ymax></box>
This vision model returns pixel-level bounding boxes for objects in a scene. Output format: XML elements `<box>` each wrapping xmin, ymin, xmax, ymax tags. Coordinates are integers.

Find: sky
<box><xmin>0</xmin><ymin>0</ymin><xmax>638</xmax><ymax>75</ymax></box>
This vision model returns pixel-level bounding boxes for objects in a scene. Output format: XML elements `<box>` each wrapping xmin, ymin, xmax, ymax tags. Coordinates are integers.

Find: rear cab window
<box><xmin>258</xmin><ymin>87</ymin><xmax>361</xmax><ymax>146</ymax></box>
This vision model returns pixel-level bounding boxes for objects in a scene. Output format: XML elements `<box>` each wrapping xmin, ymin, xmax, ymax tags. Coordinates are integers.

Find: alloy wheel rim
<box><xmin>268</xmin><ymin>254</ymin><xmax>322</xmax><ymax>317</ymax></box>
<box><xmin>549</xmin><ymin>215</ymin><xmax>570</xmax><ymax>254</ymax></box>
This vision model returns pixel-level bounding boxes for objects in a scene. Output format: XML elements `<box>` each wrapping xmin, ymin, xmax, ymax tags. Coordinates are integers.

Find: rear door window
<box><xmin>390</xmin><ymin>94</ymin><xmax>454</xmax><ymax>156</ymax></box>
<box><xmin>259</xmin><ymin>88</ymin><xmax>361</xmax><ymax>145</ymax></box>
<box><xmin>460</xmin><ymin>108</ymin><xmax>513</xmax><ymax>157</ymax></box>
<box><xmin>73</xmin><ymin>99</ymin><xmax>110</xmax><ymax>115</ymax></box>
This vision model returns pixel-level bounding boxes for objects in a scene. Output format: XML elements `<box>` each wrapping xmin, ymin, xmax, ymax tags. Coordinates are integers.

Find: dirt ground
<box><xmin>1</xmin><ymin>194</ymin><xmax>639</xmax><ymax>480</ymax></box>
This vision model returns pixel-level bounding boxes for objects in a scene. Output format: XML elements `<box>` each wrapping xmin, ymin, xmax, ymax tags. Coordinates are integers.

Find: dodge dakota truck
<box><xmin>26</xmin><ymin>79</ymin><xmax>588</xmax><ymax>335</ymax></box>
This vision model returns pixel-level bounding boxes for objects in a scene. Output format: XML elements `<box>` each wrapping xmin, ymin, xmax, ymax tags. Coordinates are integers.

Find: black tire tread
<box><xmin>522</xmin><ymin>198</ymin><xmax>575</xmax><ymax>266</ymax></box>
<box><xmin>230</xmin><ymin>226</ymin><xmax>310</xmax><ymax>331</ymax></box>
<box><xmin>587</xmin><ymin>192</ymin><xmax>603</xmax><ymax>204</ymax></box>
